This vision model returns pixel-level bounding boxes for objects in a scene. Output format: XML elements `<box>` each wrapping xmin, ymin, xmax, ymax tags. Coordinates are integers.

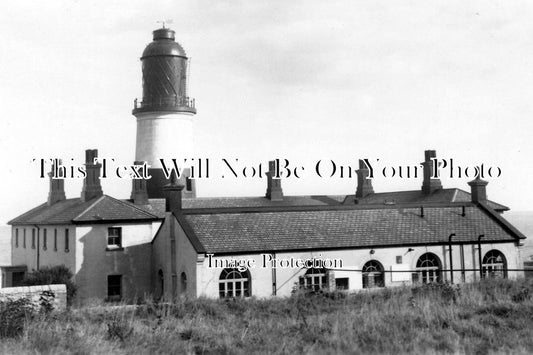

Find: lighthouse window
<box><xmin>186</xmin><ymin>177</ymin><xmax>192</xmax><ymax>191</ymax></box>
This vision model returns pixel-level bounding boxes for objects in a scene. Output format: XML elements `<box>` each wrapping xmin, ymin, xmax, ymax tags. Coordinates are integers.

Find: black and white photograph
<box><xmin>1</xmin><ymin>1</ymin><xmax>533</xmax><ymax>354</ymax></box>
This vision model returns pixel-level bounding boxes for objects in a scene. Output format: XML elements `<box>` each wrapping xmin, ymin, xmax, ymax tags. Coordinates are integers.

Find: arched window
<box><xmin>219</xmin><ymin>268</ymin><xmax>251</xmax><ymax>298</ymax></box>
<box><xmin>362</xmin><ymin>260</ymin><xmax>385</xmax><ymax>288</ymax></box>
<box><xmin>180</xmin><ymin>272</ymin><xmax>187</xmax><ymax>293</ymax></box>
<box><xmin>300</xmin><ymin>268</ymin><xmax>328</xmax><ymax>291</ymax></box>
<box><xmin>413</xmin><ymin>253</ymin><xmax>442</xmax><ymax>284</ymax></box>
<box><xmin>482</xmin><ymin>250</ymin><xmax>507</xmax><ymax>279</ymax></box>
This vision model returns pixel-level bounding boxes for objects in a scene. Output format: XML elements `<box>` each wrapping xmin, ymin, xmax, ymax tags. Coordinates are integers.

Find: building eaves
<box><xmin>477</xmin><ymin>201</ymin><xmax>526</xmax><ymax>240</ymax></box>
<box><xmin>174</xmin><ymin>212</ymin><xmax>206</xmax><ymax>253</ymax></box>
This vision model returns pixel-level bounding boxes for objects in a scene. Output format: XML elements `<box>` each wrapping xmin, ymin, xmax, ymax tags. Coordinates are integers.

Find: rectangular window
<box><xmin>64</xmin><ymin>229</ymin><xmax>69</xmax><ymax>252</ymax></box>
<box><xmin>186</xmin><ymin>177</ymin><xmax>192</xmax><ymax>191</ymax></box>
<box><xmin>107</xmin><ymin>275</ymin><xmax>122</xmax><ymax>299</ymax></box>
<box><xmin>43</xmin><ymin>229</ymin><xmax>47</xmax><ymax>250</ymax></box>
<box><xmin>31</xmin><ymin>229</ymin><xmax>35</xmax><ymax>249</ymax></box>
<box><xmin>107</xmin><ymin>227</ymin><xmax>122</xmax><ymax>249</ymax></box>
<box><xmin>23</xmin><ymin>229</ymin><xmax>26</xmax><ymax>248</ymax></box>
<box><xmin>335</xmin><ymin>278</ymin><xmax>349</xmax><ymax>290</ymax></box>
<box><xmin>15</xmin><ymin>228</ymin><xmax>18</xmax><ymax>248</ymax></box>
<box><xmin>396</xmin><ymin>256</ymin><xmax>403</xmax><ymax>264</ymax></box>
<box><xmin>54</xmin><ymin>229</ymin><xmax>57</xmax><ymax>251</ymax></box>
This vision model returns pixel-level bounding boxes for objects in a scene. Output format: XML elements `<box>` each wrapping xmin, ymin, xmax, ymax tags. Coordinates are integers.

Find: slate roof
<box><xmin>135</xmin><ymin>196</ymin><xmax>345</xmax><ymax>218</ymax></box>
<box><xmin>180</xmin><ymin>203</ymin><xmax>524</xmax><ymax>254</ymax></box>
<box><xmin>343</xmin><ymin>188</ymin><xmax>509</xmax><ymax>211</ymax></box>
<box><xmin>144</xmin><ymin>189</ymin><xmax>506</xmax><ymax>213</ymax></box>
<box><xmin>73</xmin><ymin>196</ymin><xmax>160</xmax><ymax>223</ymax></box>
<box><xmin>9</xmin><ymin>198</ymin><xmax>98</xmax><ymax>225</ymax></box>
<box><xmin>8</xmin><ymin>195</ymin><xmax>160</xmax><ymax>225</ymax></box>
<box><xmin>183</xmin><ymin>195</ymin><xmax>344</xmax><ymax>208</ymax></box>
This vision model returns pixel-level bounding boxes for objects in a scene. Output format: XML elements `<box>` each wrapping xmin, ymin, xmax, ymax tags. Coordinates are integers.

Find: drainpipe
<box><xmin>460</xmin><ymin>244</ymin><xmax>465</xmax><ymax>283</ymax></box>
<box><xmin>271</xmin><ymin>252</ymin><xmax>277</xmax><ymax>296</ymax></box>
<box><xmin>34</xmin><ymin>225</ymin><xmax>40</xmax><ymax>270</ymax></box>
<box><xmin>448</xmin><ymin>234</ymin><xmax>455</xmax><ymax>284</ymax></box>
<box><xmin>478</xmin><ymin>234</ymin><xmax>484</xmax><ymax>279</ymax></box>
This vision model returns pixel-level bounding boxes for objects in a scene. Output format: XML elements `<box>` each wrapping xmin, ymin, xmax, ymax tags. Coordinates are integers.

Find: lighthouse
<box><xmin>132</xmin><ymin>27</ymin><xmax>196</xmax><ymax>198</ymax></box>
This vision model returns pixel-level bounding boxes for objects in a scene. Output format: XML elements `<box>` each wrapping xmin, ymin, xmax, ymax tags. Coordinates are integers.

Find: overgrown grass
<box><xmin>1</xmin><ymin>278</ymin><xmax>533</xmax><ymax>354</ymax></box>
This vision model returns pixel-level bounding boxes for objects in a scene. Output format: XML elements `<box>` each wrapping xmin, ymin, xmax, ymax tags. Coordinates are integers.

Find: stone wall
<box><xmin>0</xmin><ymin>284</ymin><xmax>67</xmax><ymax>311</ymax></box>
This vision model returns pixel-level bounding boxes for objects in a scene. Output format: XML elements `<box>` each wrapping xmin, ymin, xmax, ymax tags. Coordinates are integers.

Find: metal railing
<box><xmin>133</xmin><ymin>95</ymin><xmax>196</xmax><ymax>110</ymax></box>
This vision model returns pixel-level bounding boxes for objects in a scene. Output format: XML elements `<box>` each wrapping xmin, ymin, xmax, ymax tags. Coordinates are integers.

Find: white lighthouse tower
<box><xmin>132</xmin><ymin>27</ymin><xmax>196</xmax><ymax>198</ymax></box>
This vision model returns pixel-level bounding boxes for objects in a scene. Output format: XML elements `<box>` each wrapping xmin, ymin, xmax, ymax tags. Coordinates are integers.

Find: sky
<box><xmin>1</xmin><ymin>0</ymin><xmax>533</xmax><ymax>225</ymax></box>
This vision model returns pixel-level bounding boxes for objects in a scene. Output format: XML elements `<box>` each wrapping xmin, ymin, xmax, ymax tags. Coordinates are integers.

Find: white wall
<box><xmin>0</xmin><ymin>225</ymin><xmax>12</xmax><ymax>287</ymax></box>
<box><xmin>196</xmin><ymin>242</ymin><xmax>521</xmax><ymax>298</ymax></box>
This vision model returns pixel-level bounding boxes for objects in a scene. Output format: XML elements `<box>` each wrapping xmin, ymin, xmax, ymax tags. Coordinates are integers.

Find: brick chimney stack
<box><xmin>468</xmin><ymin>177</ymin><xmax>488</xmax><ymax>203</ymax></box>
<box><xmin>163</xmin><ymin>173</ymin><xmax>184</xmax><ymax>212</ymax></box>
<box><xmin>355</xmin><ymin>159</ymin><xmax>374</xmax><ymax>199</ymax></box>
<box><xmin>130</xmin><ymin>161</ymin><xmax>149</xmax><ymax>205</ymax></box>
<box><xmin>265</xmin><ymin>160</ymin><xmax>283</xmax><ymax>201</ymax></box>
<box><xmin>421</xmin><ymin>150</ymin><xmax>443</xmax><ymax>195</ymax></box>
<box><xmin>81</xmin><ymin>149</ymin><xmax>103</xmax><ymax>202</ymax></box>
<box><xmin>47</xmin><ymin>160</ymin><xmax>66</xmax><ymax>205</ymax></box>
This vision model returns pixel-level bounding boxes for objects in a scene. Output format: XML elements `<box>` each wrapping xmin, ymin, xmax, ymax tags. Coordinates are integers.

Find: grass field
<box><xmin>1</xmin><ymin>278</ymin><xmax>533</xmax><ymax>355</ymax></box>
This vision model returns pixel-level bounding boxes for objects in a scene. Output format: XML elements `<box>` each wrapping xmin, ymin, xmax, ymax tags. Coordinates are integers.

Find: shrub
<box><xmin>22</xmin><ymin>265</ymin><xmax>77</xmax><ymax>304</ymax></box>
<box><xmin>0</xmin><ymin>297</ymin><xmax>34</xmax><ymax>338</ymax></box>
<box><xmin>106</xmin><ymin>318</ymin><xmax>133</xmax><ymax>342</ymax></box>
<box><xmin>512</xmin><ymin>287</ymin><xmax>531</xmax><ymax>303</ymax></box>
<box><xmin>411</xmin><ymin>282</ymin><xmax>460</xmax><ymax>304</ymax></box>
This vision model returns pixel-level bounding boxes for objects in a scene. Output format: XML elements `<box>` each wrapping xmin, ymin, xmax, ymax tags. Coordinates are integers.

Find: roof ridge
<box><xmin>451</xmin><ymin>188</ymin><xmax>459</xmax><ymax>202</ymax></box>
<box><xmin>72</xmin><ymin>195</ymin><xmax>160</xmax><ymax>222</ymax></box>
<box><xmin>110</xmin><ymin>196</ymin><xmax>160</xmax><ymax>218</ymax></box>
<box><xmin>182</xmin><ymin>201</ymin><xmax>476</xmax><ymax>215</ymax></box>
<box><xmin>72</xmin><ymin>195</ymin><xmax>106</xmax><ymax>221</ymax></box>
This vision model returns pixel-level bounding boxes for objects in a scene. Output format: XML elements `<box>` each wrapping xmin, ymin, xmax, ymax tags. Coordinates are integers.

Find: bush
<box><xmin>22</xmin><ymin>265</ymin><xmax>77</xmax><ymax>304</ymax></box>
<box><xmin>411</xmin><ymin>282</ymin><xmax>460</xmax><ymax>304</ymax></box>
<box><xmin>0</xmin><ymin>297</ymin><xmax>34</xmax><ymax>338</ymax></box>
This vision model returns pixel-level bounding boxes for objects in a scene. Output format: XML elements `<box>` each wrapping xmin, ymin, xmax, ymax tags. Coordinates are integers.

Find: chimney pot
<box><xmin>467</xmin><ymin>177</ymin><xmax>488</xmax><ymax>203</ymax></box>
<box><xmin>421</xmin><ymin>149</ymin><xmax>443</xmax><ymax>194</ymax></box>
<box><xmin>163</xmin><ymin>173</ymin><xmax>185</xmax><ymax>212</ymax></box>
<box><xmin>131</xmin><ymin>161</ymin><xmax>149</xmax><ymax>205</ymax></box>
<box><xmin>355</xmin><ymin>159</ymin><xmax>374</xmax><ymax>199</ymax></box>
<box><xmin>266</xmin><ymin>160</ymin><xmax>283</xmax><ymax>201</ymax></box>
<box><xmin>47</xmin><ymin>159</ymin><xmax>66</xmax><ymax>205</ymax></box>
<box><xmin>81</xmin><ymin>149</ymin><xmax>103</xmax><ymax>202</ymax></box>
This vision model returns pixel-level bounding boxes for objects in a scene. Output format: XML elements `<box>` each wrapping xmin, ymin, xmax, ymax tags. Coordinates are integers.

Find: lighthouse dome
<box><xmin>141</xmin><ymin>28</ymin><xmax>187</xmax><ymax>58</ymax></box>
